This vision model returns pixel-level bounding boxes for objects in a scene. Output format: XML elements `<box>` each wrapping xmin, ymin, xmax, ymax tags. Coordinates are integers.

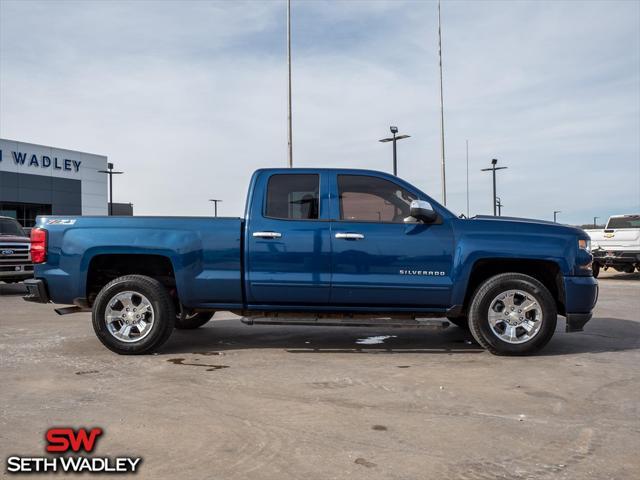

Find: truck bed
<box><xmin>36</xmin><ymin>216</ymin><xmax>244</xmax><ymax>307</ymax></box>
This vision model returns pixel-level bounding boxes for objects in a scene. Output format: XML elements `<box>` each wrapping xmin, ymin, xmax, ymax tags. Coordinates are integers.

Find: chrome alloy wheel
<box><xmin>487</xmin><ymin>289</ymin><xmax>543</xmax><ymax>344</ymax></box>
<box><xmin>105</xmin><ymin>291</ymin><xmax>155</xmax><ymax>343</ymax></box>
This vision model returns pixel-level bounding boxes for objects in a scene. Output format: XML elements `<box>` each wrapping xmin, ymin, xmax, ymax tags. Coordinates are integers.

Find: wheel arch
<box><xmin>86</xmin><ymin>253</ymin><xmax>177</xmax><ymax>306</ymax></box>
<box><xmin>462</xmin><ymin>258</ymin><xmax>565</xmax><ymax>316</ymax></box>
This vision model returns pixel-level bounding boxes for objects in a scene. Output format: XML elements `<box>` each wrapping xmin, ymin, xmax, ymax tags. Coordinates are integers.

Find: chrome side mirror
<box><xmin>405</xmin><ymin>200</ymin><xmax>438</xmax><ymax>224</ymax></box>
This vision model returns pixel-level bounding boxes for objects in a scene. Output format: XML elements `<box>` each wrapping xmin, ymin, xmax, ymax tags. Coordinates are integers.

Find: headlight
<box><xmin>578</xmin><ymin>239</ymin><xmax>591</xmax><ymax>252</ymax></box>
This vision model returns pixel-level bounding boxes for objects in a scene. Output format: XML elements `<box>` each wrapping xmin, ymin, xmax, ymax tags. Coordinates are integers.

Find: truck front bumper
<box><xmin>23</xmin><ymin>279</ymin><xmax>50</xmax><ymax>304</ymax></box>
<box><xmin>0</xmin><ymin>264</ymin><xmax>34</xmax><ymax>278</ymax></box>
<box><xmin>563</xmin><ymin>275</ymin><xmax>598</xmax><ymax>332</ymax></box>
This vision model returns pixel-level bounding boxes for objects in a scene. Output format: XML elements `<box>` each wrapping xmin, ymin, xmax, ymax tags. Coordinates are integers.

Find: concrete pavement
<box><xmin>1</xmin><ymin>271</ymin><xmax>638</xmax><ymax>479</ymax></box>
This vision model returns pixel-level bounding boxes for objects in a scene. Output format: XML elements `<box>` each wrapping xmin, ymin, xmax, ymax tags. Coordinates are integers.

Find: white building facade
<box><xmin>0</xmin><ymin>138</ymin><xmax>108</xmax><ymax>226</ymax></box>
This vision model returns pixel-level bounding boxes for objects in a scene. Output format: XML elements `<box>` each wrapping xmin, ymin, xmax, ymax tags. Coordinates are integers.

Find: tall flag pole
<box><xmin>438</xmin><ymin>0</ymin><xmax>447</xmax><ymax>205</ymax></box>
<box><xmin>287</xmin><ymin>0</ymin><xmax>293</xmax><ymax>167</ymax></box>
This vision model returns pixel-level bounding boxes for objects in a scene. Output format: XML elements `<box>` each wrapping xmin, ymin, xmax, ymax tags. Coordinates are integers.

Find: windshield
<box><xmin>0</xmin><ymin>218</ymin><xmax>26</xmax><ymax>237</ymax></box>
<box><xmin>607</xmin><ymin>215</ymin><xmax>640</xmax><ymax>229</ymax></box>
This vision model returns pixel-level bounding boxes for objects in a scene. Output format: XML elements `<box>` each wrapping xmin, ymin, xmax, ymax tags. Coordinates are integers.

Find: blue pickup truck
<box><xmin>24</xmin><ymin>168</ymin><xmax>598</xmax><ymax>355</ymax></box>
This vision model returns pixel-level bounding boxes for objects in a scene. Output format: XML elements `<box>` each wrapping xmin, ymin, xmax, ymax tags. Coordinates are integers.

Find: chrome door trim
<box><xmin>334</xmin><ymin>232</ymin><xmax>365</xmax><ymax>240</ymax></box>
<box><xmin>252</xmin><ymin>231</ymin><xmax>283</xmax><ymax>238</ymax></box>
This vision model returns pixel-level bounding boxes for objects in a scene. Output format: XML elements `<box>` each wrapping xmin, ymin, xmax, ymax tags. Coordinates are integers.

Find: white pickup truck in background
<box><xmin>585</xmin><ymin>214</ymin><xmax>640</xmax><ymax>277</ymax></box>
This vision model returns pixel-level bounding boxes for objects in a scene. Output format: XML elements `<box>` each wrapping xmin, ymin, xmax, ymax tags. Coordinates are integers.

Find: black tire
<box><xmin>592</xmin><ymin>262</ymin><xmax>600</xmax><ymax>278</ymax></box>
<box><xmin>92</xmin><ymin>275</ymin><xmax>176</xmax><ymax>355</ymax></box>
<box><xmin>468</xmin><ymin>273</ymin><xmax>557</xmax><ymax>356</ymax></box>
<box><xmin>175</xmin><ymin>311</ymin><xmax>214</xmax><ymax>329</ymax></box>
<box><xmin>446</xmin><ymin>316</ymin><xmax>469</xmax><ymax>329</ymax></box>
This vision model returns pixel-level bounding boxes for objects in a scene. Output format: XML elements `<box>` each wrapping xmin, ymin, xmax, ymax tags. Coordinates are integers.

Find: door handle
<box><xmin>252</xmin><ymin>231</ymin><xmax>282</xmax><ymax>239</ymax></box>
<box><xmin>335</xmin><ymin>232</ymin><xmax>365</xmax><ymax>240</ymax></box>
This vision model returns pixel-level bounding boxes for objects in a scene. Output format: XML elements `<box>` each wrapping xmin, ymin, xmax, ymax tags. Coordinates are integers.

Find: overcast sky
<box><xmin>1</xmin><ymin>0</ymin><xmax>638</xmax><ymax>224</ymax></box>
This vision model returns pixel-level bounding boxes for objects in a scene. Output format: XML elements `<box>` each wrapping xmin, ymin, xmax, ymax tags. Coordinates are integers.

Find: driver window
<box><xmin>338</xmin><ymin>175</ymin><xmax>416</xmax><ymax>223</ymax></box>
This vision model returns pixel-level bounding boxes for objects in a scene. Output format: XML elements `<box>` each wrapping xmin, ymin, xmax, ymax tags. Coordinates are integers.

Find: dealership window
<box><xmin>266</xmin><ymin>174</ymin><xmax>319</xmax><ymax>220</ymax></box>
<box><xmin>338</xmin><ymin>175</ymin><xmax>416</xmax><ymax>223</ymax></box>
<box><xmin>0</xmin><ymin>202</ymin><xmax>52</xmax><ymax>228</ymax></box>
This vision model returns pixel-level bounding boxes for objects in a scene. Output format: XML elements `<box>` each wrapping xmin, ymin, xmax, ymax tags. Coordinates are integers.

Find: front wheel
<box><xmin>592</xmin><ymin>262</ymin><xmax>600</xmax><ymax>278</ymax></box>
<box><xmin>468</xmin><ymin>273</ymin><xmax>557</xmax><ymax>355</ymax></box>
<box><xmin>92</xmin><ymin>275</ymin><xmax>176</xmax><ymax>355</ymax></box>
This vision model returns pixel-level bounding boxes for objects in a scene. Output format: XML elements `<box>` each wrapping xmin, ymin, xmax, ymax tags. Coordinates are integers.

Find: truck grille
<box><xmin>0</xmin><ymin>243</ymin><xmax>31</xmax><ymax>263</ymax></box>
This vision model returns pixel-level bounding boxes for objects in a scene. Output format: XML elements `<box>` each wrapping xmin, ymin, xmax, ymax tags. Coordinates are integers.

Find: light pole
<box><xmin>481</xmin><ymin>158</ymin><xmax>507</xmax><ymax>216</ymax></box>
<box><xmin>98</xmin><ymin>162</ymin><xmax>124</xmax><ymax>216</ymax></box>
<box><xmin>554</xmin><ymin>210</ymin><xmax>561</xmax><ymax>223</ymax></box>
<box><xmin>286</xmin><ymin>0</ymin><xmax>293</xmax><ymax>167</ymax></box>
<box><xmin>593</xmin><ymin>216</ymin><xmax>599</xmax><ymax>228</ymax></box>
<box><xmin>496</xmin><ymin>196</ymin><xmax>503</xmax><ymax>216</ymax></box>
<box><xmin>209</xmin><ymin>199</ymin><xmax>222</xmax><ymax>217</ymax></box>
<box><xmin>379</xmin><ymin>126</ymin><xmax>410</xmax><ymax>176</ymax></box>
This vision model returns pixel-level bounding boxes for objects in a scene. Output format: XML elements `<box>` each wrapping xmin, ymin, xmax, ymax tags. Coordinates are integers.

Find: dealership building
<box><xmin>0</xmin><ymin>138</ymin><xmax>114</xmax><ymax>227</ymax></box>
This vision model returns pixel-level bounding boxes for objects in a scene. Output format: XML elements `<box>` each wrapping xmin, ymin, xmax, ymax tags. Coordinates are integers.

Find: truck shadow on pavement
<box><xmin>598</xmin><ymin>272</ymin><xmax>640</xmax><ymax>281</ymax></box>
<box><xmin>162</xmin><ymin>316</ymin><xmax>640</xmax><ymax>357</ymax></box>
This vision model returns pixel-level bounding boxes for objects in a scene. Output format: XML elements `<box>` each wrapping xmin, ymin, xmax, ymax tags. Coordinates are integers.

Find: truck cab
<box><xmin>24</xmin><ymin>168</ymin><xmax>598</xmax><ymax>356</ymax></box>
<box><xmin>244</xmin><ymin>169</ymin><xmax>454</xmax><ymax>308</ymax></box>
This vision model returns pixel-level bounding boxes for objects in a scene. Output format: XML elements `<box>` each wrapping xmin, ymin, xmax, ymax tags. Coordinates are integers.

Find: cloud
<box><xmin>1</xmin><ymin>0</ymin><xmax>638</xmax><ymax>224</ymax></box>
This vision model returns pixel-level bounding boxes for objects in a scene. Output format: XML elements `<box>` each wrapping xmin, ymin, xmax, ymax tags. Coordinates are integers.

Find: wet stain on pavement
<box><xmin>372</xmin><ymin>425</ymin><xmax>388</xmax><ymax>431</ymax></box>
<box><xmin>167</xmin><ymin>358</ymin><xmax>229</xmax><ymax>371</ymax></box>
<box><xmin>354</xmin><ymin>458</ymin><xmax>377</xmax><ymax>468</ymax></box>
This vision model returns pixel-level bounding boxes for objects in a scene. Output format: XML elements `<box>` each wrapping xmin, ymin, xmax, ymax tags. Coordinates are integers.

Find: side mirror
<box><xmin>405</xmin><ymin>200</ymin><xmax>437</xmax><ymax>223</ymax></box>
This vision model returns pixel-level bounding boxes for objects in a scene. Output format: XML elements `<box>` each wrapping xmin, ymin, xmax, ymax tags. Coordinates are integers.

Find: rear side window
<box><xmin>265</xmin><ymin>174</ymin><xmax>320</xmax><ymax>220</ymax></box>
<box><xmin>338</xmin><ymin>175</ymin><xmax>416</xmax><ymax>223</ymax></box>
<box><xmin>606</xmin><ymin>216</ymin><xmax>640</xmax><ymax>229</ymax></box>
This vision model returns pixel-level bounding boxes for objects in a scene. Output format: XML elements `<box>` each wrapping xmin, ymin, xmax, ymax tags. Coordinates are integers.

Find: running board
<box><xmin>242</xmin><ymin>314</ymin><xmax>450</xmax><ymax>329</ymax></box>
<box><xmin>54</xmin><ymin>306</ymin><xmax>87</xmax><ymax>315</ymax></box>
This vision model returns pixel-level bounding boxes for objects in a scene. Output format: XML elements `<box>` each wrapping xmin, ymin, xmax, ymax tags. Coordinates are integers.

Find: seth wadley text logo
<box><xmin>5</xmin><ymin>427</ymin><xmax>142</xmax><ymax>474</ymax></box>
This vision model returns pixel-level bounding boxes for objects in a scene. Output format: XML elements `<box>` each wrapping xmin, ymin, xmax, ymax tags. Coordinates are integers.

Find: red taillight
<box><xmin>30</xmin><ymin>228</ymin><xmax>47</xmax><ymax>264</ymax></box>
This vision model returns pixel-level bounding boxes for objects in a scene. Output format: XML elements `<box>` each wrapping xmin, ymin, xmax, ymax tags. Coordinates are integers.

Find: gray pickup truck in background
<box><xmin>0</xmin><ymin>216</ymin><xmax>33</xmax><ymax>283</ymax></box>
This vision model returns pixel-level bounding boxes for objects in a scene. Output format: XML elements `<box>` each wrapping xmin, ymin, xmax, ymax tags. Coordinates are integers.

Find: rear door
<box><xmin>329</xmin><ymin>173</ymin><xmax>454</xmax><ymax>307</ymax></box>
<box><xmin>246</xmin><ymin>172</ymin><xmax>331</xmax><ymax>305</ymax></box>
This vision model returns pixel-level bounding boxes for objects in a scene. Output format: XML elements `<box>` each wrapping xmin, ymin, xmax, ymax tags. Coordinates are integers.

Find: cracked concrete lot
<box><xmin>1</xmin><ymin>271</ymin><xmax>639</xmax><ymax>479</ymax></box>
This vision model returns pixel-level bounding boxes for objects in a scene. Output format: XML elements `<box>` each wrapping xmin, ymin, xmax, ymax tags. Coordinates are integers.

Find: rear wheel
<box><xmin>92</xmin><ymin>275</ymin><xmax>175</xmax><ymax>355</ymax></box>
<box><xmin>175</xmin><ymin>311</ymin><xmax>214</xmax><ymax>329</ymax></box>
<box><xmin>468</xmin><ymin>273</ymin><xmax>557</xmax><ymax>355</ymax></box>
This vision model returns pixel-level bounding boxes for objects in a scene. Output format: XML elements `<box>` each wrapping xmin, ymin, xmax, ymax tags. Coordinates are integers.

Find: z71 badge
<box><xmin>47</xmin><ymin>219</ymin><xmax>77</xmax><ymax>225</ymax></box>
<box><xmin>399</xmin><ymin>269</ymin><xmax>446</xmax><ymax>276</ymax></box>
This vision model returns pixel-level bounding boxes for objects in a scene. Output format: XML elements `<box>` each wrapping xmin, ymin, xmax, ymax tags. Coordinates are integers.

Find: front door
<box><xmin>330</xmin><ymin>173</ymin><xmax>454</xmax><ymax>307</ymax></box>
<box><xmin>246</xmin><ymin>172</ymin><xmax>331</xmax><ymax>306</ymax></box>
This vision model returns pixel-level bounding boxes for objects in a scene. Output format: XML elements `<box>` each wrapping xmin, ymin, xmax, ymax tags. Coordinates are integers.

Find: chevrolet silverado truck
<box><xmin>23</xmin><ymin>168</ymin><xmax>598</xmax><ymax>355</ymax></box>
<box><xmin>585</xmin><ymin>214</ymin><xmax>640</xmax><ymax>278</ymax></box>
<box><xmin>0</xmin><ymin>216</ymin><xmax>33</xmax><ymax>283</ymax></box>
